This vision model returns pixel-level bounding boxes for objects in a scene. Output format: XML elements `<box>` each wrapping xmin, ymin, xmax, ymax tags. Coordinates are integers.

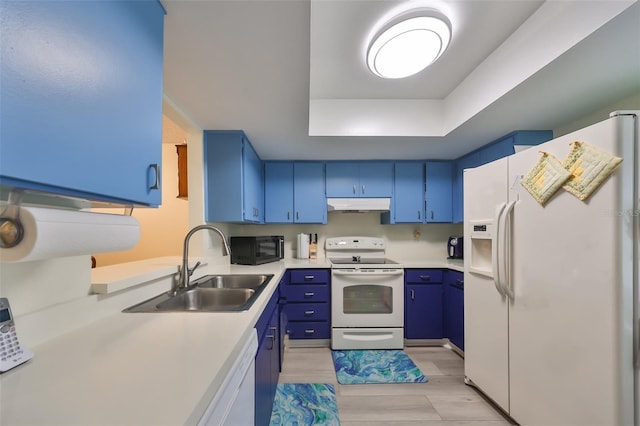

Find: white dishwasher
<box><xmin>198</xmin><ymin>329</ymin><xmax>258</xmax><ymax>426</ymax></box>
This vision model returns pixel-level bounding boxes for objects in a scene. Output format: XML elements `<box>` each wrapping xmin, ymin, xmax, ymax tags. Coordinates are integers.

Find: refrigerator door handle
<box><xmin>492</xmin><ymin>202</ymin><xmax>507</xmax><ymax>297</ymax></box>
<box><xmin>500</xmin><ymin>201</ymin><xmax>517</xmax><ymax>299</ymax></box>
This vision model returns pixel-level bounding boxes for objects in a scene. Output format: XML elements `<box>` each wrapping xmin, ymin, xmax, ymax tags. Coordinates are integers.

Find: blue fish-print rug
<box><xmin>331</xmin><ymin>349</ymin><xmax>428</xmax><ymax>384</ymax></box>
<box><xmin>269</xmin><ymin>383</ymin><xmax>340</xmax><ymax>426</ymax></box>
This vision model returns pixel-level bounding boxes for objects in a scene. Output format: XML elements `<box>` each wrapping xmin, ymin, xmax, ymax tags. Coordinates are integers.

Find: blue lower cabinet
<box><xmin>277</xmin><ymin>271</ymin><xmax>289</xmax><ymax>371</ymax></box>
<box><xmin>282</xmin><ymin>269</ymin><xmax>331</xmax><ymax>342</ymax></box>
<box><xmin>405</xmin><ymin>283</ymin><xmax>443</xmax><ymax>339</ymax></box>
<box><xmin>255</xmin><ymin>290</ymin><xmax>280</xmax><ymax>426</ymax></box>
<box><xmin>285</xmin><ymin>303</ymin><xmax>330</xmax><ymax>322</ymax></box>
<box><xmin>404</xmin><ymin>269</ymin><xmax>444</xmax><ymax>340</ymax></box>
<box><xmin>282</xmin><ymin>285</ymin><xmax>329</xmax><ymax>303</ymax></box>
<box><xmin>287</xmin><ymin>322</ymin><xmax>331</xmax><ymax>339</ymax></box>
<box><xmin>445</xmin><ymin>271</ymin><xmax>464</xmax><ymax>351</ymax></box>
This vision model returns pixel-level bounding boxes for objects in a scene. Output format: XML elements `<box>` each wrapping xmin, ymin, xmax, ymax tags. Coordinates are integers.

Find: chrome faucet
<box><xmin>173</xmin><ymin>224</ymin><xmax>231</xmax><ymax>295</ymax></box>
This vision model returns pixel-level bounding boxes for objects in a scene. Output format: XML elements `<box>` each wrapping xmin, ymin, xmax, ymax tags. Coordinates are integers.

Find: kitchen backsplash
<box><xmin>228</xmin><ymin>211</ymin><xmax>463</xmax><ymax>261</ymax></box>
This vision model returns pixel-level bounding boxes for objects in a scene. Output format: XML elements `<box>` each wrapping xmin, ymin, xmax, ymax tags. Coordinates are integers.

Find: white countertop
<box><xmin>1</xmin><ymin>256</ymin><xmax>463</xmax><ymax>425</ymax></box>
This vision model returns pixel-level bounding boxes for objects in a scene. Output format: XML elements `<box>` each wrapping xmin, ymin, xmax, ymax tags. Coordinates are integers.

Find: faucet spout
<box><xmin>174</xmin><ymin>225</ymin><xmax>230</xmax><ymax>294</ymax></box>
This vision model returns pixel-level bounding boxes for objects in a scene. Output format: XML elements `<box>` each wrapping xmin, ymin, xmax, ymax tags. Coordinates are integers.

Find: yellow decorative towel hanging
<box><xmin>561</xmin><ymin>141</ymin><xmax>623</xmax><ymax>201</ymax></box>
<box><xmin>520</xmin><ymin>152</ymin><xmax>571</xmax><ymax>206</ymax></box>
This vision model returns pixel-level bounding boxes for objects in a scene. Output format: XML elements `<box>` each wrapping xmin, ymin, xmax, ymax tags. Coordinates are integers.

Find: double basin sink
<box><xmin>123</xmin><ymin>274</ymin><xmax>274</xmax><ymax>313</ymax></box>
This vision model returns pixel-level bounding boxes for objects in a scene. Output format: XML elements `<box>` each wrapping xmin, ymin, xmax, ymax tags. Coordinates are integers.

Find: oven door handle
<box><xmin>332</xmin><ymin>269</ymin><xmax>404</xmax><ymax>276</ymax></box>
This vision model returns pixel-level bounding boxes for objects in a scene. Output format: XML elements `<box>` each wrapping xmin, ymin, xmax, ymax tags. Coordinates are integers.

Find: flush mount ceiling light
<box><xmin>367</xmin><ymin>11</ymin><xmax>451</xmax><ymax>79</ymax></box>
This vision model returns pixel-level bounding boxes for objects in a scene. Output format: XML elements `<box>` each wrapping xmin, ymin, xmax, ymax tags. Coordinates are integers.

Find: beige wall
<box><xmin>92</xmin><ymin>115</ymin><xmax>190</xmax><ymax>267</ymax></box>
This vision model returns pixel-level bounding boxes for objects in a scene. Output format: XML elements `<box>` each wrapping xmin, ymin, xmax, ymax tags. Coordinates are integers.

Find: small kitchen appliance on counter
<box><xmin>447</xmin><ymin>236</ymin><xmax>463</xmax><ymax>259</ymax></box>
<box><xmin>296</xmin><ymin>233</ymin><xmax>310</xmax><ymax>259</ymax></box>
<box><xmin>230</xmin><ymin>236</ymin><xmax>284</xmax><ymax>265</ymax></box>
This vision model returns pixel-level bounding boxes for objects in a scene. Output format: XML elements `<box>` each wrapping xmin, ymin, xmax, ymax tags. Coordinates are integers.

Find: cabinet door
<box><xmin>293</xmin><ymin>162</ymin><xmax>326</xmax><ymax>223</ymax></box>
<box><xmin>255</xmin><ymin>309</ymin><xmax>278</xmax><ymax>426</ymax></box>
<box><xmin>254</xmin><ymin>334</ymin><xmax>273</xmax><ymax>426</ymax></box>
<box><xmin>204</xmin><ymin>132</ymin><xmax>243</xmax><ymax>222</ymax></box>
<box><xmin>264</xmin><ymin>162</ymin><xmax>294</xmax><ymax>223</ymax></box>
<box><xmin>405</xmin><ymin>284</ymin><xmax>443</xmax><ymax>339</ymax></box>
<box><xmin>242</xmin><ymin>139</ymin><xmax>264</xmax><ymax>223</ymax></box>
<box><xmin>0</xmin><ymin>1</ymin><xmax>164</xmax><ymax>206</ymax></box>
<box><xmin>326</xmin><ymin>161</ymin><xmax>393</xmax><ymax>197</ymax></box>
<box><xmin>425</xmin><ymin>161</ymin><xmax>453</xmax><ymax>223</ymax></box>
<box><xmin>447</xmin><ymin>271</ymin><xmax>464</xmax><ymax>350</ymax></box>
<box><xmin>394</xmin><ymin>162</ymin><xmax>424</xmax><ymax>223</ymax></box>
<box><xmin>325</xmin><ymin>162</ymin><xmax>358</xmax><ymax>197</ymax></box>
<box><xmin>359</xmin><ymin>162</ymin><xmax>394</xmax><ymax>197</ymax></box>
<box><xmin>204</xmin><ymin>131</ymin><xmax>264</xmax><ymax>223</ymax></box>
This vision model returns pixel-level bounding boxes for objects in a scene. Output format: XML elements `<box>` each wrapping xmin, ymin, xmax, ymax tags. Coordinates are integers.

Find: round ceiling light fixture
<box><xmin>367</xmin><ymin>10</ymin><xmax>451</xmax><ymax>79</ymax></box>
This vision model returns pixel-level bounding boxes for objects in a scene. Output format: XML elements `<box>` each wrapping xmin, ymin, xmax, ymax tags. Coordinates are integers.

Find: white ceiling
<box><xmin>162</xmin><ymin>0</ymin><xmax>640</xmax><ymax>160</ymax></box>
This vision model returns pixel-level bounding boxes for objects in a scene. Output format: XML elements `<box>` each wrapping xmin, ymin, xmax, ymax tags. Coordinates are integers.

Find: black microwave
<box><xmin>230</xmin><ymin>236</ymin><xmax>284</xmax><ymax>265</ymax></box>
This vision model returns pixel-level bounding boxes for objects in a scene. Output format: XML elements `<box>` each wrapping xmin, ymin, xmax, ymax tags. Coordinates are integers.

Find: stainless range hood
<box><xmin>327</xmin><ymin>198</ymin><xmax>391</xmax><ymax>212</ymax></box>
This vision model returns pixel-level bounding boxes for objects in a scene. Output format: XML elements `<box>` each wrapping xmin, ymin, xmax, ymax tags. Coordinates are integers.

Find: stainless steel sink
<box><xmin>123</xmin><ymin>274</ymin><xmax>273</xmax><ymax>313</ymax></box>
<box><xmin>195</xmin><ymin>274</ymin><xmax>272</xmax><ymax>290</ymax></box>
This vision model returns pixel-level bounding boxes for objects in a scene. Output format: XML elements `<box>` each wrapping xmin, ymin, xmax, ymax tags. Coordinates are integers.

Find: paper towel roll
<box><xmin>0</xmin><ymin>207</ymin><xmax>140</xmax><ymax>262</ymax></box>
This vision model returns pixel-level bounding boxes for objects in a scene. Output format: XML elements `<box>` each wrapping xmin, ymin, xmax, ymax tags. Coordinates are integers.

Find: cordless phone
<box><xmin>0</xmin><ymin>298</ymin><xmax>33</xmax><ymax>372</ymax></box>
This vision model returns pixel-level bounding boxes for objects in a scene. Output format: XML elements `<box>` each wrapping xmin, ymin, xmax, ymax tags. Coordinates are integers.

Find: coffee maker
<box><xmin>447</xmin><ymin>236</ymin><xmax>463</xmax><ymax>259</ymax></box>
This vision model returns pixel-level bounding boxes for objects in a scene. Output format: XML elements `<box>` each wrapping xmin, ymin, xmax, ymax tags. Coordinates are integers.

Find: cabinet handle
<box><xmin>353</xmin><ymin>184</ymin><xmax>356</xmax><ymax>194</ymax></box>
<box><xmin>296</xmin><ymin>211</ymin><xmax>299</xmax><ymax>220</ymax></box>
<box><xmin>431</xmin><ymin>210</ymin><xmax>434</xmax><ymax>220</ymax></box>
<box><xmin>287</xmin><ymin>211</ymin><xmax>291</xmax><ymax>220</ymax></box>
<box><xmin>304</xmin><ymin>292</ymin><xmax>315</xmax><ymax>298</ymax></box>
<box><xmin>304</xmin><ymin>310</ymin><xmax>315</xmax><ymax>316</ymax></box>
<box><xmin>418</xmin><ymin>210</ymin><xmax>421</xmax><ymax>220</ymax></box>
<box><xmin>456</xmin><ymin>279</ymin><xmax>464</xmax><ymax>286</ymax></box>
<box><xmin>411</xmin><ymin>289</ymin><xmax>415</xmax><ymax>300</ymax></box>
<box><xmin>304</xmin><ymin>329</ymin><xmax>315</xmax><ymax>335</ymax></box>
<box><xmin>149</xmin><ymin>164</ymin><xmax>160</xmax><ymax>190</ymax></box>
<box><xmin>362</xmin><ymin>184</ymin><xmax>365</xmax><ymax>194</ymax></box>
<box><xmin>304</xmin><ymin>275</ymin><xmax>315</xmax><ymax>280</ymax></box>
<box><xmin>420</xmin><ymin>275</ymin><xmax>431</xmax><ymax>281</ymax></box>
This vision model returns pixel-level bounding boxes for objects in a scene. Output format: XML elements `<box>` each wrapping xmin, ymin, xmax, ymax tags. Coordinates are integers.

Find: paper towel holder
<box><xmin>0</xmin><ymin>190</ymin><xmax>25</xmax><ymax>249</ymax></box>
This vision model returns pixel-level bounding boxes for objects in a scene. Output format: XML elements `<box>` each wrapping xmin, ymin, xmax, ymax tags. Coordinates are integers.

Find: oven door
<box><xmin>331</xmin><ymin>268</ymin><xmax>404</xmax><ymax>327</ymax></box>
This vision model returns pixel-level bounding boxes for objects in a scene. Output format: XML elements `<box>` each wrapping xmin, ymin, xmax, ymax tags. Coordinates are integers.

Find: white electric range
<box><xmin>325</xmin><ymin>236</ymin><xmax>404</xmax><ymax>350</ymax></box>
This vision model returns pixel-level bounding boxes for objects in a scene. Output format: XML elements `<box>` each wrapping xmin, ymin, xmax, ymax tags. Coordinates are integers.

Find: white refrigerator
<box><xmin>463</xmin><ymin>111</ymin><xmax>638</xmax><ymax>426</ymax></box>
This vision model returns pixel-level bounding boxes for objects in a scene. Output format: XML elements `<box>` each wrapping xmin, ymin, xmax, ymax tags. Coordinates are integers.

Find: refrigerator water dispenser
<box><xmin>468</xmin><ymin>220</ymin><xmax>494</xmax><ymax>278</ymax></box>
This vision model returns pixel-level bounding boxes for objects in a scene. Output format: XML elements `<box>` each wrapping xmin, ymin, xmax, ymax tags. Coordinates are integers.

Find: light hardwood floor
<box><xmin>278</xmin><ymin>344</ymin><xmax>515</xmax><ymax>426</ymax></box>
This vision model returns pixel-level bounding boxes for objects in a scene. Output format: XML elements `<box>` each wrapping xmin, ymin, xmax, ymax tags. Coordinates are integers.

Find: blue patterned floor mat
<box><xmin>331</xmin><ymin>349</ymin><xmax>428</xmax><ymax>384</ymax></box>
<box><xmin>269</xmin><ymin>383</ymin><xmax>340</xmax><ymax>426</ymax></box>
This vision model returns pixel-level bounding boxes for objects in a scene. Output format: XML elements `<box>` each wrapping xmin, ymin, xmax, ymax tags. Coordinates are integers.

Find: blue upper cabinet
<box><xmin>264</xmin><ymin>162</ymin><xmax>326</xmax><ymax>224</ymax></box>
<box><xmin>452</xmin><ymin>130</ymin><xmax>553</xmax><ymax>222</ymax></box>
<box><xmin>388</xmin><ymin>161</ymin><xmax>452</xmax><ymax>224</ymax></box>
<box><xmin>294</xmin><ymin>163</ymin><xmax>326</xmax><ymax>223</ymax></box>
<box><xmin>326</xmin><ymin>161</ymin><xmax>393</xmax><ymax>197</ymax></box>
<box><xmin>425</xmin><ymin>161</ymin><xmax>453</xmax><ymax>223</ymax></box>
<box><xmin>391</xmin><ymin>162</ymin><xmax>425</xmax><ymax>223</ymax></box>
<box><xmin>265</xmin><ymin>163</ymin><xmax>294</xmax><ymax>223</ymax></box>
<box><xmin>204</xmin><ymin>131</ymin><xmax>264</xmax><ymax>223</ymax></box>
<box><xmin>243</xmin><ymin>141</ymin><xmax>264</xmax><ymax>222</ymax></box>
<box><xmin>0</xmin><ymin>1</ymin><xmax>165</xmax><ymax>207</ymax></box>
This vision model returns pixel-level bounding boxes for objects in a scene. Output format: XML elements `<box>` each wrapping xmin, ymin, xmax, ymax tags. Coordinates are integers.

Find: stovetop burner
<box><xmin>325</xmin><ymin>236</ymin><xmax>403</xmax><ymax>268</ymax></box>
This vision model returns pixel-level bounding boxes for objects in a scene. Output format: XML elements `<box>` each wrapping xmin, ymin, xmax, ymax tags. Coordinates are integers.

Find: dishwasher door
<box><xmin>198</xmin><ymin>329</ymin><xmax>258</xmax><ymax>425</ymax></box>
